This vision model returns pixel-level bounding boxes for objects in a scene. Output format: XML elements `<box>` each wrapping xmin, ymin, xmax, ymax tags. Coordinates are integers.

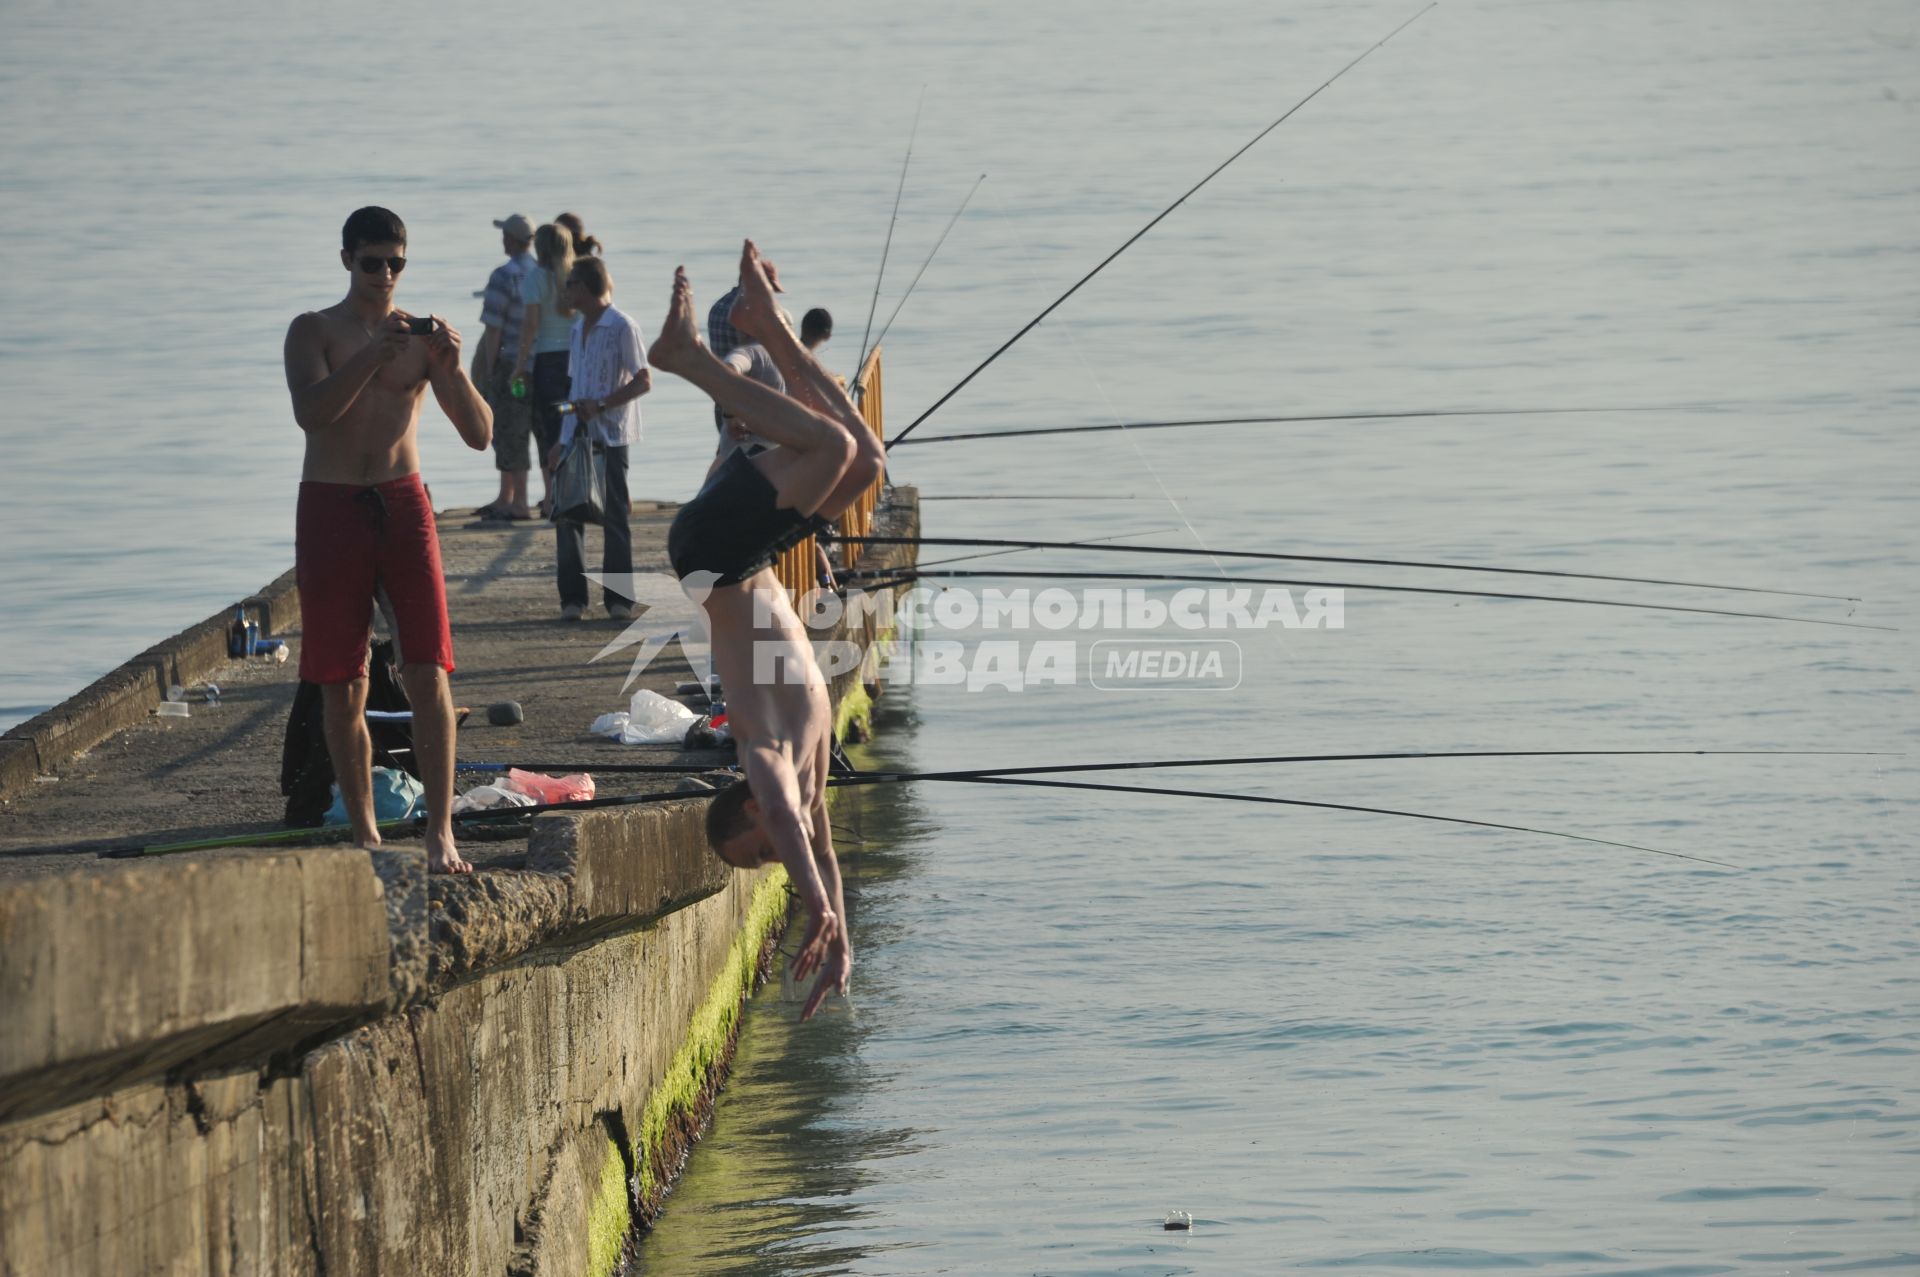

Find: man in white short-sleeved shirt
<box><xmin>546</xmin><ymin>256</ymin><xmax>651</xmax><ymax>621</ymax></box>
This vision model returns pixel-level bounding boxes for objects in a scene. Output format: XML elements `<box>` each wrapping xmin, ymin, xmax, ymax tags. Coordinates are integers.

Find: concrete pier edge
<box><xmin>0</xmin><ymin>489</ymin><xmax>919</xmax><ymax>1276</ymax></box>
<box><xmin>1</xmin><ymin>568</ymin><xmax>302</xmax><ymax>801</ymax></box>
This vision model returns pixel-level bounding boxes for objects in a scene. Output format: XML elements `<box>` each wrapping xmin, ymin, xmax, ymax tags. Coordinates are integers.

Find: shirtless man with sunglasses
<box><xmin>282</xmin><ymin>206</ymin><xmax>493</xmax><ymax>872</ymax></box>
<box><xmin>649</xmin><ymin>241</ymin><xmax>885</xmax><ymax>1018</ymax></box>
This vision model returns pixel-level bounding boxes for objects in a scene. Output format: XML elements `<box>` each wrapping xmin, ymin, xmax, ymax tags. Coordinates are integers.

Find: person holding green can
<box><xmin>474</xmin><ymin>213</ymin><xmax>537</xmax><ymax>520</ymax></box>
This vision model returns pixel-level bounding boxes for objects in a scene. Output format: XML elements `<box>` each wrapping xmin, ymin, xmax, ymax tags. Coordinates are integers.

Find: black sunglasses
<box><xmin>355</xmin><ymin>254</ymin><xmax>407</xmax><ymax>275</ymax></box>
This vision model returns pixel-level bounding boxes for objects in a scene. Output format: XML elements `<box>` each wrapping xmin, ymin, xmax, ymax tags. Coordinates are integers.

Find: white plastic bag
<box><xmin>590</xmin><ymin>711</ymin><xmax>631</xmax><ymax>739</ymax></box>
<box><xmin>450</xmin><ymin>784</ymin><xmax>539</xmax><ymax>815</ymax></box>
<box><xmin>591</xmin><ymin>690</ymin><xmax>698</xmax><ymax>745</ymax></box>
<box><xmin>622</xmin><ymin>689</ymin><xmax>699</xmax><ymax>744</ymax></box>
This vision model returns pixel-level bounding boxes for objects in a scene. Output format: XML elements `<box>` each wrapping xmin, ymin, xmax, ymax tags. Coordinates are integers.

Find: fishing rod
<box><xmin>828</xmin><ymin>747</ymin><xmax>1889</xmax><ymax>787</ymax></box>
<box><xmin>854</xmin><ymin>86</ymin><xmax>926</xmax><ymax>382</ymax></box>
<box><xmin>852</xmin><ymin>172</ymin><xmax>988</xmax><ymax>397</ymax></box>
<box><xmin>78</xmin><ymin>746</ymin><xmax>1882</xmax><ymax>861</ymax></box>
<box><xmin>838</xmin><ymin>534</ymin><xmax>1859</xmax><ymax>602</ymax></box>
<box><xmin>889</xmin><ymin>404</ymin><xmax>1699</xmax><ymax>448</ymax></box>
<box><xmin>920</xmin><ymin>494</ymin><xmax>1150</xmax><ymax>501</ymax></box>
<box><xmin>884</xmin><ymin>773</ymin><xmax>1743</xmax><ymax>870</ymax></box>
<box><xmin>92</xmin><ymin>822</ymin><xmax>404</xmax><ymax>859</ymax></box>
<box><xmin>863</xmin><ymin>567</ymin><xmax>1892</xmax><ymax>630</ymax></box>
<box><xmin>913</xmin><ymin>525</ymin><xmax>1183</xmax><ymax>571</ymax></box>
<box><xmin>95</xmin><ymin>787</ymin><xmax>720</xmax><ymax>859</ymax></box>
<box><xmin>886</xmin><ymin>3</ymin><xmax>1438</xmax><ymax>447</ymax></box>
<box><xmin>456</xmin><ymin>760</ymin><xmax>727</xmax><ymax>775</ymax></box>
<box><xmin>460</xmin><ymin>747</ymin><xmax>1884</xmax><ymax>781</ymax></box>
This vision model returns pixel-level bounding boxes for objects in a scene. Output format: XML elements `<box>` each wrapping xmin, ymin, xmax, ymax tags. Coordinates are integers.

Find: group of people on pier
<box><xmin>284</xmin><ymin>206</ymin><xmax>879</xmax><ymax>1015</ymax></box>
<box><xmin>469</xmin><ymin>211</ymin><xmax>838</xmax><ymax>620</ymax></box>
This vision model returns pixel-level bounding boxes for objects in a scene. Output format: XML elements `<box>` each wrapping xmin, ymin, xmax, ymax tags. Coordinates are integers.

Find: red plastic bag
<box><xmin>504</xmin><ymin>768</ymin><xmax>595</xmax><ymax>805</ymax></box>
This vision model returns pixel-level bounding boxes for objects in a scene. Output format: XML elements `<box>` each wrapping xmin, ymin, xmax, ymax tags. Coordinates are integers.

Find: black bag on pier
<box><xmin>279</xmin><ymin>639</ymin><xmax>417</xmax><ymax>827</ymax></box>
<box><xmin>550</xmin><ymin>433</ymin><xmax>607</xmax><ymax>527</ymax></box>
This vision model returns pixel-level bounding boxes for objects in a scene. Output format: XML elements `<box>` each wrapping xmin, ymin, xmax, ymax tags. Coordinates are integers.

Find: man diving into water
<box><xmin>648</xmin><ymin>241</ymin><xmax>885</xmax><ymax>1019</ymax></box>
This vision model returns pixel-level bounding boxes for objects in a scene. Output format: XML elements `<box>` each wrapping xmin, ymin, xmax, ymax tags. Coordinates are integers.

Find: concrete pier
<box><xmin>0</xmin><ymin>485</ymin><xmax>918</xmax><ymax>1276</ymax></box>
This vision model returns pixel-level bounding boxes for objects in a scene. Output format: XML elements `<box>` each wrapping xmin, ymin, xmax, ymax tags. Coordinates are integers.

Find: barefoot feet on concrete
<box><xmin>425</xmin><ymin>830</ymin><xmax>473</xmax><ymax>875</ymax></box>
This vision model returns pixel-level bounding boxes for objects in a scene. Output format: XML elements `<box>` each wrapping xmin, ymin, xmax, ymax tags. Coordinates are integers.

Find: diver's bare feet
<box><xmin>647</xmin><ymin>267</ymin><xmax>705</xmax><ymax>375</ymax></box>
<box><xmin>352</xmin><ymin>826</ymin><xmax>383</xmax><ymax>852</ymax></box>
<box><xmin>727</xmin><ymin>240</ymin><xmax>791</xmax><ymax>344</ymax></box>
<box><xmin>425</xmin><ymin>829</ymin><xmax>473</xmax><ymax>874</ymax></box>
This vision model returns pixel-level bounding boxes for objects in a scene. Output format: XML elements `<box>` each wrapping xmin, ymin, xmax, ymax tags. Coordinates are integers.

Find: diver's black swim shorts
<box><xmin>668</xmin><ymin>450</ymin><xmax>830</xmax><ymax>586</ymax></box>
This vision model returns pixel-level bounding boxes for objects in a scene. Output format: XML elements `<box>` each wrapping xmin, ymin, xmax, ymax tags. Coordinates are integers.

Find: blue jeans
<box><xmin>555</xmin><ymin>444</ymin><xmax>631</xmax><ymax>609</ymax></box>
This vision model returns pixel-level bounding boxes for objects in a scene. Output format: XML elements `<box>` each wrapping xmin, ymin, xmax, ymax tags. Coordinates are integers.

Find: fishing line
<box><xmin>854</xmin><ymin>172</ymin><xmax>988</xmax><ymax>397</ymax></box>
<box><xmin>887</xmin><ymin>2</ymin><xmax>1438</xmax><ymax>447</ymax></box>
<box><xmin>1060</xmin><ymin>320</ymin><xmax>1232</xmax><ymax>580</ymax></box>
<box><xmin>913</xmin><ymin>525</ymin><xmax>1183</xmax><ymax>571</ymax></box>
<box><xmin>838</xmin><ymin>535</ymin><xmax>1859</xmax><ymax>601</ymax></box>
<box><xmin>887</xmin><ymin>774</ymin><xmax>1743</xmax><ymax>870</ymax></box>
<box><xmin>855</xmin><ymin>86</ymin><xmax>925</xmax><ymax>383</ymax></box>
<box><xmin>884</xmin><ymin>567</ymin><xmax>1893</xmax><ymax>630</ymax></box>
<box><xmin>890</xmin><ymin>404</ymin><xmax>1702</xmax><ymax>447</ymax></box>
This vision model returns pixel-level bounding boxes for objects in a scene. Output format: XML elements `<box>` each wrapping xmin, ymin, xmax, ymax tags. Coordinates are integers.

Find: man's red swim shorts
<box><xmin>295</xmin><ymin>473</ymin><xmax>455</xmax><ymax>684</ymax></box>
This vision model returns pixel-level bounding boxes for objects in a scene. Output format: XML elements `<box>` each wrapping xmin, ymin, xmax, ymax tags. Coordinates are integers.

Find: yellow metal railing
<box><xmin>773</xmin><ymin>345</ymin><xmax>885</xmax><ymax>598</ymax></box>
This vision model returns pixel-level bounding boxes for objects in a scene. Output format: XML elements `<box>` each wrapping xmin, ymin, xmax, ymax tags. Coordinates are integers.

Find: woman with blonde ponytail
<box><xmin>511</xmin><ymin>223</ymin><xmax>577</xmax><ymax>514</ymax></box>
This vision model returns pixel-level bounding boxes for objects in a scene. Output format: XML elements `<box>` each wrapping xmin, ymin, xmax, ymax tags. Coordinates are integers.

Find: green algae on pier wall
<box><xmin>635</xmin><ymin>866</ymin><xmax>793</xmax><ymax>1217</ymax></box>
<box><xmin>587</xmin><ymin>1132</ymin><xmax>630</xmax><ymax>1277</ymax></box>
<box><xmin>835</xmin><ymin>680</ymin><xmax>875</xmax><ymax>743</ymax></box>
<box><xmin>834</xmin><ymin>623</ymin><xmax>896</xmax><ymax>743</ymax></box>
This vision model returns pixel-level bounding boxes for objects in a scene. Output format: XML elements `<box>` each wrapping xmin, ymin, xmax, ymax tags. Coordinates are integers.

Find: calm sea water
<box><xmin>4</xmin><ymin>1</ymin><xmax>1917</xmax><ymax>1271</ymax></box>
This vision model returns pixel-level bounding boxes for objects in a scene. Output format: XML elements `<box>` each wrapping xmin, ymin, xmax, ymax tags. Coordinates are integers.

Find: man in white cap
<box><xmin>475</xmin><ymin>214</ymin><xmax>537</xmax><ymax>519</ymax></box>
